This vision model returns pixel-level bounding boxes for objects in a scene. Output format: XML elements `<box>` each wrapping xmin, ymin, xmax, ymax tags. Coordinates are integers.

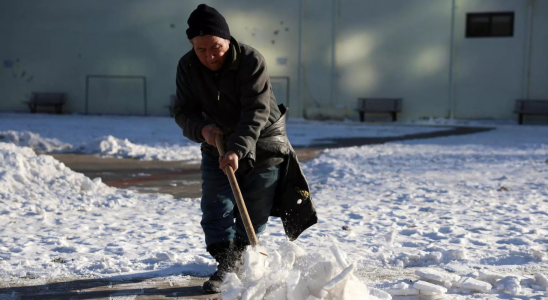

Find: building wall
<box><xmin>301</xmin><ymin>0</ymin><xmax>333</xmax><ymax>118</ymax></box>
<box><xmin>301</xmin><ymin>0</ymin><xmax>546</xmax><ymax>121</ymax></box>
<box><xmin>529</xmin><ymin>0</ymin><xmax>548</xmax><ymax>99</ymax></box>
<box><xmin>302</xmin><ymin>0</ymin><xmax>453</xmax><ymax>120</ymax></box>
<box><xmin>0</xmin><ymin>0</ymin><xmax>301</xmax><ymax>116</ymax></box>
<box><xmin>1</xmin><ymin>0</ymin><xmax>547</xmax><ymax>120</ymax></box>
<box><xmin>451</xmin><ymin>0</ymin><xmax>529</xmax><ymax>119</ymax></box>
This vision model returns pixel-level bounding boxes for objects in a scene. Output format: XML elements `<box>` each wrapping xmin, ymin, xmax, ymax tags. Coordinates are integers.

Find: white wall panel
<box><xmin>453</xmin><ymin>0</ymin><xmax>528</xmax><ymax>119</ymax></box>
<box><xmin>0</xmin><ymin>0</ymin><xmax>301</xmax><ymax>116</ymax></box>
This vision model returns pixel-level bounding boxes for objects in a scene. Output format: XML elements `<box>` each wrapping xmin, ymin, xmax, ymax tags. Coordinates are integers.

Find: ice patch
<box><xmin>454</xmin><ymin>277</ymin><xmax>492</xmax><ymax>293</ymax></box>
<box><xmin>385</xmin><ymin>282</ymin><xmax>419</xmax><ymax>296</ymax></box>
<box><xmin>415</xmin><ymin>268</ymin><xmax>460</xmax><ymax>283</ymax></box>
<box><xmin>477</xmin><ymin>270</ymin><xmax>506</xmax><ymax>281</ymax></box>
<box><xmin>413</xmin><ymin>280</ymin><xmax>447</xmax><ymax>296</ymax></box>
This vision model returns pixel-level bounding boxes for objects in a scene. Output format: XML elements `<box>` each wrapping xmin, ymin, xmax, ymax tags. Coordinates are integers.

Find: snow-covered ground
<box><xmin>1</xmin><ymin>113</ymin><xmax>548</xmax><ymax>299</ymax></box>
<box><xmin>0</xmin><ymin>113</ymin><xmax>447</xmax><ymax>161</ymax></box>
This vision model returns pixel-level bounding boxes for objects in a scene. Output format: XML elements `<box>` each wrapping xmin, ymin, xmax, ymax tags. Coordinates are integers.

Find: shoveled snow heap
<box><xmin>0</xmin><ymin>113</ymin><xmax>449</xmax><ymax>161</ymax></box>
<box><xmin>0</xmin><ymin>142</ymin><xmax>189</xmax><ymax>278</ymax></box>
<box><xmin>0</xmin><ymin>130</ymin><xmax>202</xmax><ymax>161</ymax></box>
<box><xmin>221</xmin><ymin>242</ymin><xmax>388</xmax><ymax>300</ymax></box>
<box><xmin>0</xmin><ymin>131</ymin><xmax>70</xmax><ymax>153</ymax></box>
<box><xmin>0</xmin><ymin>142</ymin><xmax>130</xmax><ymax>212</ymax></box>
<box><xmin>74</xmin><ymin>135</ymin><xmax>201</xmax><ymax>161</ymax></box>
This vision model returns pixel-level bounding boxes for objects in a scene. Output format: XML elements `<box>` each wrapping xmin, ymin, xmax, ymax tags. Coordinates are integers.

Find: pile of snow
<box><xmin>74</xmin><ymin>135</ymin><xmax>201</xmax><ymax>161</ymax></box>
<box><xmin>222</xmin><ymin>242</ymin><xmax>387</xmax><ymax>300</ymax></box>
<box><xmin>0</xmin><ymin>142</ymin><xmax>131</xmax><ymax>212</ymax></box>
<box><xmin>0</xmin><ymin>113</ymin><xmax>204</xmax><ymax>161</ymax></box>
<box><xmin>0</xmin><ymin>143</ymin><xmax>196</xmax><ymax>278</ymax></box>
<box><xmin>0</xmin><ymin>130</ymin><xmax>70</xmax><ymax>153</ymax></box>
<box><xmin>0</xmin><ymin>112</ymin><xmax>449</xmax><ymax>160</ymax></box>
<box><xmin>0</xmin><ymin>131</ymin><xmax>202</xmax><ymax>161</ymax></box>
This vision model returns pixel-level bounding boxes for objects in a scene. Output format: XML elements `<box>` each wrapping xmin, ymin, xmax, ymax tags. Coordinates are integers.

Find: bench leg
<box><xmin>359</xmin><ymin>112</ymin><xmax>365</xmax><ymax>122</ymax></box>
<box><xmin>391</xmin><ymin>112</ymin><xmax>397</xmax><ymax>122</ymax></box>
<box><xmin>29</xmin><ymin>104</ymin><xmax>37</xmax><ymax>113</ymax></box>
<box><xmin>518</xmin><ymin>114</ymin><xmax>523</xmax><ymax>125</ymax></box>
<box><xmin>55</xmin><ymin>105</ymin><xmax>63</xmax><ymax>114</ymax></box>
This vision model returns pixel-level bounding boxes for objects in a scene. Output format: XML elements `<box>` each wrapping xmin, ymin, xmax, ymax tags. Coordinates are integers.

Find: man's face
<box><xmin>191</xmin><ymin>35</ymin><xmax>230</xmax><ymax>71</ymax></box>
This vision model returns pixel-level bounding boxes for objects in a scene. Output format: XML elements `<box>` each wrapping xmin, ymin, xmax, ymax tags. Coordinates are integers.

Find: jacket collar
<box><xmin>186</xmin><ymin>36</ymin><xmax>241</xmax><ymax>71</ymax></box>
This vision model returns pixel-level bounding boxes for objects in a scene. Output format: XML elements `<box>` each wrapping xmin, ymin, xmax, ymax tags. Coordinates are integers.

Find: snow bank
<box><xmin>0</xmin><ymin>131</ymin><xmax>202</xmax><ymax>161</ymax></box>
<box><xmin>0</xmin><ymin>130</ymin><xmax>70</xmax><ymax>152</ymax></box>
<box><xmin>0</xmin><ymin>113</ymin><xmax>449</xmax><ymax>161</ymax></box>
<box><xmin>221</xmin><ymin>242</ymin><xmax>384</xmax><ymax>300</ymax></box>
<box><xmin>0</xmin><ymin>142</ymin><xmax>131</xmax><ymax>211</ymax></box>
<box><xmin>74</xmin><ymin>135</ymin><xmax>201</xmax><ymax>161</ymax></box>
<box><xmin>0</xmin><ymin>142</ymin><xmax>201</xmax><ymax>278</ymax></box>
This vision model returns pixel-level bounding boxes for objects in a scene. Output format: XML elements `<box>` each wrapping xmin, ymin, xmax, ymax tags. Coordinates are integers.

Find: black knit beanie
<box><xmin>186</xmin><ymin>4</ymin><xmax>231</xmax><ymax>40</ymax></box>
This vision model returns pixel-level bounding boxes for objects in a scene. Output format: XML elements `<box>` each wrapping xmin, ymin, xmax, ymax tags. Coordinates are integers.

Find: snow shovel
<box><xmin>215</xmin><ymin>134</ymin><xmax>259</xmax><ymax>248</ymax></box>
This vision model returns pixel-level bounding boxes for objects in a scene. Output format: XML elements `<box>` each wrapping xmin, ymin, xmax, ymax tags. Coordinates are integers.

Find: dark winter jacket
<box><xmin>173</xmin><ymin>37</ymin><xmax>281</xmax><ymax>170</ymax></box>
<box><xmin>172</xmin><ymin>37</ymin><xmax>317</xmax><ymax>240</ymax></box>
<box><xmin>258</xmin><ymin>104</ymin><xmax>318</xmax><ymax>240</ymax></box>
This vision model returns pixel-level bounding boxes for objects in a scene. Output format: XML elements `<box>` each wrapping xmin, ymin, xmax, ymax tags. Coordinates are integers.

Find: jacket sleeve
<box><xmin>172</xmin><ymin>59</ymin><xmax>210</xmax><ymax>143</ymax></box>
<box><xmin>227</xmin><ymin>55</ymin><xmax>270</xmax><ymax>159</ymax></box>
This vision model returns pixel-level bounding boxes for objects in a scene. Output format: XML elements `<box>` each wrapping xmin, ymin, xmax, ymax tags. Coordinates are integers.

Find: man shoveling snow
<box><xmin>172</xmin><ymin>4</ymin><xmax>318</xmax><ymax>293</ymax></box>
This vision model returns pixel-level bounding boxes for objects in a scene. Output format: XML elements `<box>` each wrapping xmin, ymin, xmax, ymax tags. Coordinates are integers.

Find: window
<box><xmin>466</xmin><ymin>12</ymin><xmax>514</xmax><ymax>38</ymax></box>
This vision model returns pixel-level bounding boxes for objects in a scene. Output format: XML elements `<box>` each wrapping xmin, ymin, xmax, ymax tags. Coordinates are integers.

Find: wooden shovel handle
<box><xmin>215</xmin><ymin>134</ymin><xmax>258</xmax><ymax>247</ymax></box>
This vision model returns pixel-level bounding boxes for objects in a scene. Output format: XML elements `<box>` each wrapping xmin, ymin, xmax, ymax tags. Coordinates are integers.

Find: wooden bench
<box><xmin>356</xmin><ymin>98</ymin><xmax>402</xmax><ymax>122</ymax></box>
<box><xmin>24</xmin><ymin>92</ymin><xmax>67</xmax><ymax>114</ymax></box>
<box><xmin>514</xmin><ymin>99</ymin><xmax>548</xmax><ymax>125</ymax></box>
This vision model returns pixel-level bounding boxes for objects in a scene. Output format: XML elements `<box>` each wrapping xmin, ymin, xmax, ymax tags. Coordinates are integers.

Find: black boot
<box><xmin>231</xmin><ymin>240</ymin><xmax>247</xmax><ymax>276</ymax></box>
<box><xmin>202</xmin><ymin>241</ymin><xmax>248</xmax><ymax>293</ymax></box>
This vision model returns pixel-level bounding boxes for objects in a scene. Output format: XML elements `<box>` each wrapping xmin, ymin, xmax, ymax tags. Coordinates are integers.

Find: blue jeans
<box><xmin>200</xmin><ymin>152</ymin><xmax>280</xmax><ymax>246</ymax></box>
